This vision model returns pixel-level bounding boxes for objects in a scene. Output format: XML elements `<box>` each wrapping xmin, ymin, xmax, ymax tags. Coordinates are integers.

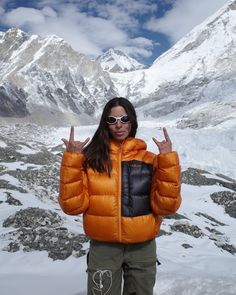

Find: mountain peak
<box><xmin>106</xmin><ymin>48</ymin><xmax>127</xmax><ymax>57</ymax></box>
<box><xmin>3</xmin><ymin>27</ymin><xmax>29</xmax><ymax>39</ymax></box>
<box><xmin>152</xmin><ymin>0</ymin><xmax>236</xmax><ymax>67</ymax></box>
<box><xmin>96</xmin><ymin>48</ymin><xmax>145</xmax><ymax>73</ymax></box>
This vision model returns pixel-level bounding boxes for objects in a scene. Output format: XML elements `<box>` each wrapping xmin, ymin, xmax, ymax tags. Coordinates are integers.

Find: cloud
<box><xmin>4</xmin><ymin>7</ymin><xmax>46</xmax><ymax>26</ymax></box>
<box><xmin>41</xmin><ymin>6</ymin><xmax>57</xmax><ymax>17</ymax></box>
<box><xmin>81</xmin><ymin>0</ymin><xmax>158</xmax><ymax>32</ymax></box>
<box><xmin>130</xmin><ymin>37</ymin><xmax>154</xmax><ymax>47</ymax></box>
<box><xmin>116</xmin><ymin>36</ymin><xmax>154</xmax><ymax>60</ymax></box>
<box><xmin>0</xmin><ymin>6</ymin><xmax>5</xmax><ymax>16</ymax></box>
<box><xmin>94</xmin><ymin>4</ymin><xmax>139</xmax><ymax>31</ymax></box>
<box><xmin>87</xmin><ymin>0</ymin><xmax>157</xmax><ymax>16</ymax></box>
<box><xmin>0</xmin><ymin>0</ymin><xmax>7</xmax><ymax>7</ymax></box>
<box><xmin>144</xmin><ymin>0</ymin><xmax>228</xmax><ymax>43</ymax></box>
<box><xmin>0</xmin><ymin>0</ymin><xmax>157</xmax><ymax>60</ymax></box>
<box><xmin>117</xmin><ymin>45</ymin><xmax>153</xmax><ymax>59</ymax></box>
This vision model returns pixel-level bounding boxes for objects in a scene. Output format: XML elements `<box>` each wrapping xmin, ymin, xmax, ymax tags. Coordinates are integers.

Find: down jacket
<box><xmin>59</xmin><ymin>137</ymin><xmax>181</xmax><ymax>244</ymax></box>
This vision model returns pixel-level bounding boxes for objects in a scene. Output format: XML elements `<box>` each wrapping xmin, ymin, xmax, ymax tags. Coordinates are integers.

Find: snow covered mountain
<box><xmin>1</xmin><ymin>0</ymin><xmax>236</xmax><ymax>128</ymax></box>
<box><xmin>111</xmin><ymin>0</ymin><xmax>236</xmax><ymax>128</ymax></box>
<box><xmin>0</xmin><ymin>28</ymin><xmax>116</xmax><ymax>124</ymax></box>
<box><xmin>96</xmin><ymin>48</ymin><xmax>145</xmax><ymax>73</ymax></box>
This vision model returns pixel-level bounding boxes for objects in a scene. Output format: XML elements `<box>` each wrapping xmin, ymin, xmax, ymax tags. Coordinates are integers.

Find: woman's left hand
<box><xmin>152</xmin><ymin>127</ymin><xmax>172</xmax><ymax>154</ymax></box>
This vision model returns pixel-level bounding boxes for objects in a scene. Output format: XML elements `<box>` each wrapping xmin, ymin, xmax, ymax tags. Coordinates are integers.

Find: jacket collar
<box><xmin>109</xmin><ymin>137</ymin><xmax>147</xmax><ymax>154</ymax></box>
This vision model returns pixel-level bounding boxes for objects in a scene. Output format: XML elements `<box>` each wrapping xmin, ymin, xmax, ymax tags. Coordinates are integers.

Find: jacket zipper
<box><xmin>118</xmin><ymin>146</ymin><xmax>122</xmax><ymax>242</ymax></box>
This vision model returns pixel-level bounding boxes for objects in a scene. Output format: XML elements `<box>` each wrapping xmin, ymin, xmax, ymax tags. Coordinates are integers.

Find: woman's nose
<box><xmin>115</xmin><ymin>120</ymin><xmax>122</xmax><ymax>128</ymax></box>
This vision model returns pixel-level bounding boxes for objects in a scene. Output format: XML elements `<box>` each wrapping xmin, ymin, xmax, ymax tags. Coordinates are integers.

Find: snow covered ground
<box><xmin>0</xmin><ymin>117</ymin><xmax>236</xmax><ymax>295</ymax></box>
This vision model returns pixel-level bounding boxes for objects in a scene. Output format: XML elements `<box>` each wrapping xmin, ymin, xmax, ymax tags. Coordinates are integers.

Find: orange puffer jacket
<box><xmin>59</xmin><ymin>137</ymin><xmax>181</xmax><ymax>243</ymax></box>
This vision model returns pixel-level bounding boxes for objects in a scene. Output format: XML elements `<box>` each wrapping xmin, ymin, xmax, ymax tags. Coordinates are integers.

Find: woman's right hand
<box><xmin>61</xmin><ymin>126</ymin><xmax>90</xmax><ymax>153</ymax></box>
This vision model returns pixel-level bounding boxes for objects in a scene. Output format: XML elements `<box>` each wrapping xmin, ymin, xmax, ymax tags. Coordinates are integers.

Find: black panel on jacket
<box><xmin>121</xmin><ymin>160</ymin><xmax>153</xmax><ymax>217</ymax></box>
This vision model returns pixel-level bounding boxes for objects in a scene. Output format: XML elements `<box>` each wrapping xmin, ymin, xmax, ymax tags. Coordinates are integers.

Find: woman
<box><xmin>59</xmin><ymin>97</ymin><xmax>181</xmax><ymax>295</ymax></box>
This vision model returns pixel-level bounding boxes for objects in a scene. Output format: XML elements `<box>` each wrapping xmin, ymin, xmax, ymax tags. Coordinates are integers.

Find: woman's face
<box><xmin>107</xmin><ymin>106</ymin><xmax>131</xmax><ymax>143</ymax></box>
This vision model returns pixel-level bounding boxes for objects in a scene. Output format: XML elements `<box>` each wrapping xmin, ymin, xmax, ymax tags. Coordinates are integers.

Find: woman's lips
<box><xmin>114</xmin><ymin>131</ymin><xmax>125</xmax><ymax>136</ymax></box>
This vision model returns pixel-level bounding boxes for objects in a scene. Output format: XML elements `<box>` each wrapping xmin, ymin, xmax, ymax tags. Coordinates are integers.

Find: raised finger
<box><xmin>69</xmin><ymin>126</ymin><xmax>74</xmax><ymax>142</ymax></box>
<box><xmin>82</xmin><ymin>137</ymin><xmax>90</xmax><ymax>147</ymax></box>
<box><xmin>163</xmin><ymin>127</ymin><xmax>171</xmax><ymax>142</ymax></box>
<box><xmin>61</xmin><ymin>138</ymin><xmax>68</xmax><ymax>147</ymax></box>
<box><xmin>152</xmin><ymin>137</ymin><xmax>160</xmax><ymax>147</ymax></box>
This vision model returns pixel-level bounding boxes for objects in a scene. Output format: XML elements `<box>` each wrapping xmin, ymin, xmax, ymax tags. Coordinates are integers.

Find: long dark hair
<box><xmin>83</xmin><ymin>97</ymin><xmax>138</xmax><ymax>174</ymax></box>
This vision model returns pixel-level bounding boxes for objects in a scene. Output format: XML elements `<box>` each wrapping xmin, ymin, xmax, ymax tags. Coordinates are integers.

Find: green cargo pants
<box><xmin>87</xmin><ymin>239</ymin><xmax>157</xmax><ymax>295</ymax></box>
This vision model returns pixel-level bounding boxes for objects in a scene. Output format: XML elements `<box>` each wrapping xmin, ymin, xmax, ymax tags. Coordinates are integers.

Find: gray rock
<box><xmin>215</xmin><ymin>173</ymin><xmax>236</xmax><ymax>183</ymax></box>
<box><xmin>205</xmin><ymin>227</ymin><xmax>224</xmax><ymax>235</ymax></box>
<box><xmin>2</xmin><ymin>207</ymin><xmax>90</xmax><ymax>260</ymax></box>
<box><xmin>3</xmin><ymin>207</ymin><xmax>63</xmax><ymax>228</ymax></box>
<box><xmin>0</xmin><ymin>132</ymin><xmax>60</xmax><ymax>201</ymax></box>
<box><xmin>5</xmin><ymin>192</ymin><xmax>22</xmax><ymax>206</ymax></box>
<box><xmin>182</xmin><ymin>168</ymin><xmax>217</xmax><ymax>186</ymax></box>
<box><xmin>217</xmin><ymin>243</ymin><xmax>236</xmax><ymax>255</ymax></box>
<box><xmin>195</xmin><ymin>212</ymin><xmax>227</xmax><ymax>226</ymax></box>
<box><xmin>2</xmin><ymin>227</ymin><xmax>89</xmax><ymax>260</ymax></box>
<box><xmin>182</xmin><ymin>168</ymin><xmax>236</xmax><ymax>192</ymax></box>
<box><xmin>0</xmin><ymin>85</ymin><xmax>29</xmax><ymax>117</ymax></box>
<box><xmin>170</xmin><ymin>221</ymin><xmax>203</xmax><ymax>238</ymax></box>
<box><xmin>182</xmin><ymin>243</ymin><xmax>193</xmax><ymax>249</ymax></box>
<box><xmin>210</xmin><ymin>191</ymin><xmax>236</xmax><ymax>218</ymax></box>
<box><xmin>0</xmin><ymin>179</ymin><xmax>27</xmax><ymax>193</ymax></box>
<box><xmin>8</xmin><ymin>163</ymin><xmax>60</xmax><ymax>200</ymax></box>
<box><xmin>0</xmin><ymin>143</ymin><xmax>59</xmax><ymax>165</ymax></box>
<box><xmin>164</xmin><ymin>213</ymin><xmax>188</xmax><ymax>220</ymax></box>
<box><xmin>3</xmin><ymin>242</ymin><xmax>20</xmax><ymax>252</ymax></box>
<box><xmin>225</xmin><ymin>202</ymin><xmax>236</xmax><ymax>218</ymax></box>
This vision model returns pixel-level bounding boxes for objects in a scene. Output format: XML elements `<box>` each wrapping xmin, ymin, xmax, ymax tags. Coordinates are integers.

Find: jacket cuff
<box><xmin>61</xmin><ymin>151</ymin><xmax>84</xmax><ymax>168</ymax></box>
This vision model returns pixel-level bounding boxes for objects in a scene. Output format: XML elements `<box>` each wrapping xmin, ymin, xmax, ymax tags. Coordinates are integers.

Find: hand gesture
<box><xmin>61</xmin><ymin>126</ymin><xmax>90</xmax><ymax>153</ymax></box>
<box><xmin>152</xmin><ymin>127</ymin><xmax>172</xmax><ymax>154</ymax></box>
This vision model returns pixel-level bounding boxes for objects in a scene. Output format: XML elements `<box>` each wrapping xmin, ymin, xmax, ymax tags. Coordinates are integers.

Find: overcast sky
<box><xmin>0</xmin><ymin>0</ymin><xmax>229</xmax><ymax>64</ymax></box>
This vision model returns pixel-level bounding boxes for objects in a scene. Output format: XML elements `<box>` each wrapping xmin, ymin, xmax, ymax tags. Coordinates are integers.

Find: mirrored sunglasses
<box><xmin>106</xmin><ymin>115</ymin><xmax>130</xmax><ymax>125</ymax></box>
